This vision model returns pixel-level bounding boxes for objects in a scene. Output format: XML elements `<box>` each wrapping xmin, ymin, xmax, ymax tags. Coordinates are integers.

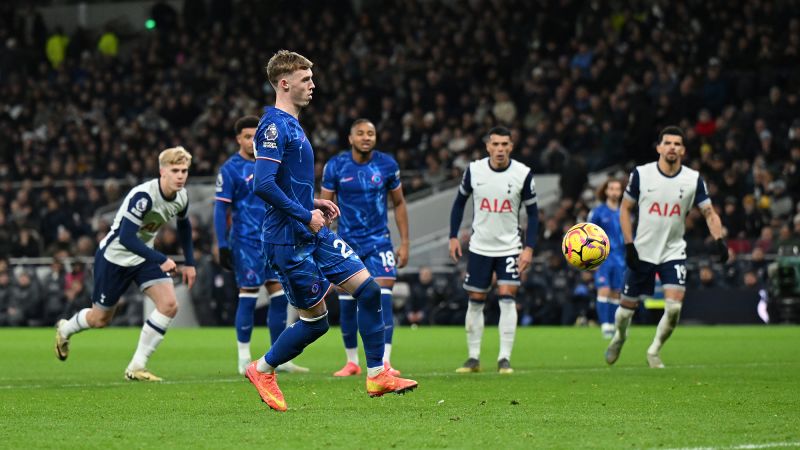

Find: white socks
<box><xmin>237</xmin><ymin>341</ymin><xmax>251</xmax><ymax>361</ymax></box>
<box><xmin>498</xmin><ymin>298</ymin><xmax>517</xmax><ymax>361</ymax></box>
<box><xmin>128</xmin><ymin>310</ymin><xmax>173</xmax><ymax>371</ymax></box>
<box><xmin>256</xmin><ymin>357</ymin><xmax>275</xmax><ymax>373</ymax></box>
<box><xmin>648</xmin><ymin>298</ymin><xmax>682</xmax><ymax>355</ymax></box>
<box><xmin>613</xmin><ymin>306</ymin><xmax>635</xmax><ymax>342</ymax></box>
<box><xmin>383</xmin><ymin>343</ymin><xmax>392</xmax><ymax>364</ymax></box>
<box><xmin>60</xmin><ymin>308</ymin><xmax>91</xmax><ymax>338</ymax></box>
<box><xmin>465</xmin><ymin>300</ymin><xmax>485</xmax><ymax>359</ymax></box>
<box><xmin>345</xmin><ymin>347</ymin><xmax>359</xmax><ymax>365</ymax></box>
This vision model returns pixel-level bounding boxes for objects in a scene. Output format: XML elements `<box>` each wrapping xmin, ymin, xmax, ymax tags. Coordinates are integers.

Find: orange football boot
<box><xmin>333</xmin><ymin>361</ymin><xmax>362</xmax><ymax>377</ymax></box>
<box><xmin>245</xmin><ymin>361</ymin><xmax>287</xmax><ymax>412</ymax></box>
<box><xmin>366</xmin><ymin>370</ymin><xmax>418</xmax><ymax>397</ymax></box>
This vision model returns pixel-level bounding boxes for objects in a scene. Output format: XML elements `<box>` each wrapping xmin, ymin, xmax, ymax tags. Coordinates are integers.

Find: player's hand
<box><xmin>160</xmin><ymin>258</ymin><xmax>177</xmax><ymax>275</ymax></box>
<box><xmin>314</xmin><ymin>198</ymin><xmax>340</xmax><ymax>221</ymax></box>
<box><xmin>715</xmin><ymin>238</ymin><xmax>729</xmax><ymax>264</ymax></box>
<box><xmin>307</xmin><ymin>209</ymin><xmax>326</xmax><ymax>233</ymax></box>
<box><xmin>518</xmin><ymin>247</ymin><xmax>534</xmax><ymax>274</ymax></box>
<box><xmin>396</xmin><ymin>242</ymin><xmax>410</xmax><ymax>268</ymax></box>
<box><xmin>181</xmin><ymin>265</ymin><xmax>197</xmax><ymax>289</ymax></box>
<box><xmin>449</xmin><ymin>238</ymin><xmax>462</xmax><ymax>262</ymax></box>
<box><xmin>625</xmin><ymin>243</ymin><xmax>640</xmax><ymax>269</ymax></box>
<box><xmin>218</xmin><ymin>247</ymin><xmax>234</xmax><ymax>271</ymax></box>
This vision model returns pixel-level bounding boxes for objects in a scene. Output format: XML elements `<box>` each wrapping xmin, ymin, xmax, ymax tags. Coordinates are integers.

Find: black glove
<box><xmin>715</xmin><ymin>238</ymin><xmax>729</xmax><ymax>264</ymax></box>
<box><xmin>218</xmin><ymin>247</ymin><xmax>234</xmax><ymax>271</ymax></box>
<box><xmin>625</xmin><ymin>243</ymin><xmax>640</xmax><ymax>269</ymax></box>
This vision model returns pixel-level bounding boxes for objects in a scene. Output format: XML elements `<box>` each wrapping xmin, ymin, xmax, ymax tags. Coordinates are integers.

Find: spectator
<box><xmin>406</xmin><ymin>266</ymin><xmax>438</xmax><ymax>326</ymax></box>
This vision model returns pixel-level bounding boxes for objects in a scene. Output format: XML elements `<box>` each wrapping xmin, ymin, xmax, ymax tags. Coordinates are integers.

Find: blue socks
<box><xmin>235</xmin><ymin>292</ymin><xmax>258</xmax><ymax>343</ymax></box>
<box><xmin>381</xmin><ymin>288</ymin><xmax>394</xmax><ymax>345</ymax></box>
<box><xmin>268</xmin><ymin>291</ymin><xmax>289</xmax><ymax>345</ymax></box>
<box><xmin>596</xmin><ymin>297</ymin><xmax>609</xmax><ymax>326</ymax></box>
<box><xmin>339</xmin><ymin>293</ymin><xmax>359</xmax><ymax>349</ymax></box>
<box><xmin>354</xmin><ymin>278</ymin><xmax>385</xmax><ymax>369</ymax></box>
<box><xmin>264</xmin><ymin>313</ymin><xmax>329</xmax><ymax>368</ymax></box>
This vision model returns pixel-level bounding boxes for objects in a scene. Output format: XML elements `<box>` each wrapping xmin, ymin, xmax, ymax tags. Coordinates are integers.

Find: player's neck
<box><xmin>489</xmin><ymin>159</ymin><xmax>510</xmax><ymax>171</ymax></box>
<box><xmin>351</xmin><ymin>149</ymin><xmax>373</xmax><ymax>164</ymax></box>
<box><xmin>657</xmin><ymin>158</ymin><xmax>681</xmax><ymax>176</ymax></box>
<box><xmin>274</xmin><ymin>97</ymin><xmax>301</xmax><ymax>119</ymax></box>
<box><xmin>239</xmin><ymin>149</ymin><xmax>255</xmax><ymax>161</ymax></box>
<box><xmin>606</xmin><ymin>200</ymin><xmax>619</xmax><ymax>210</ymax></box>
<box><xmin>158</xmin><ymin>178</ymin><xmax>177</xmax><ymax>200</ymax></box>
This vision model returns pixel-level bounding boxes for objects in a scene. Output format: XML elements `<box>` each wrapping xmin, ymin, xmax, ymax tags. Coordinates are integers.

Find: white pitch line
<box><xmin>659</xmin><ymin>442</ymin><xmax>800</xmax><ymax>450</ymax></box>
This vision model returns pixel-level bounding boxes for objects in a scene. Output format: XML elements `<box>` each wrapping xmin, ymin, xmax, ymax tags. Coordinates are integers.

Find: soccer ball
<box><xmin>562</xmin><ymin>222</ymin><xmax>610</xmax><ymax>271</ymax></box>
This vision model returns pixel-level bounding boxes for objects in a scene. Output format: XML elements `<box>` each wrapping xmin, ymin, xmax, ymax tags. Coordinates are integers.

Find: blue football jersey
<box><xmin>321</xmin><ymin>150</ymin><xmax>401</xmax><ymax>250</ymax></box>
<box><xmin>588</xmin><ymin>203</ymin><xmax>625</xmax><ymax>264</ymax></box>
<box><xmin>215</xmin><ymin>153</ymin><xmax>265</xmax><ymax>243</ymax></box>
<box><xmin>254</xmin><ymin>107</ymin><xmax>316</xmax><ymax>245</ymax></box>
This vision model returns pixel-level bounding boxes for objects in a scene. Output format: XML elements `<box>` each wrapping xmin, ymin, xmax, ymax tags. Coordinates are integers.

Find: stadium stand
<box><xmin>1</xmin><ymin>0</ymin><xmax>799</xmax><ymax>326</ymax></box>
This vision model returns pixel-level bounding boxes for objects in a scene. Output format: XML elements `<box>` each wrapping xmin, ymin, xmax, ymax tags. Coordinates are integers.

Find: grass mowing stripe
<box><xmin>1</xmin><ymin>325</ymin><xmax>798</xmax><ymax>449</ymax></box>
<box><xmin>661</xmin><ymin>442</ymin><xmax>800</xmax><ymax>450</ymax></box>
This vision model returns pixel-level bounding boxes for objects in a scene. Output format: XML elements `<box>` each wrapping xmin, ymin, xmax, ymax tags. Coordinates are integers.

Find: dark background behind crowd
<box><xmin>1</xmin><ymin>0</ymin><xmax>799</xmax><ymax>327</ymax></box>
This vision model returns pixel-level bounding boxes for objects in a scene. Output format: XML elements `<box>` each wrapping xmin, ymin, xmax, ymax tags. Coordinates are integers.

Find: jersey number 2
<box><xmin>333</xmin><ymin>239</ymin><xmax>354</xmax><ymax>258</ymax></box>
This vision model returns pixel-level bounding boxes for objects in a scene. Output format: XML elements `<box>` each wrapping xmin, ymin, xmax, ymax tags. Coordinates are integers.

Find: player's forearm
<box><xmin>213</xmin><ymin>201</ymin><xmax>230</xmax><ymax>248</ymax></box>
<box><xmin>176</xmin><ymin>217</ymin><xmax>195</xmax><ymax>266</ymax></box>
<box><xmin>449</xmin><ymin>192</ymin><xmax>468</xmax><ymax>238</ymax></box>
<box><xmin>525</xmin><ymin>203</ymin><xmax>539</xmax><ymax>248</ymax></box>
<box><xmin>118</xmin><ymin>218</ymin><xmax>168</xmax><ymax>264</ymax></box>
<box><xmin>705</xmin><ymin>211</ymin><xmax>724</xmax><ymax>240</ymax></box>
<box><xmin>394</xmin><ymin>201</ymin><xmax>410</xmax><ymax>245</ymax></box>
<box><xmin>254</xmin><ymin>160</ymin><xmax>312</xmax><ymax>224</ymax></box>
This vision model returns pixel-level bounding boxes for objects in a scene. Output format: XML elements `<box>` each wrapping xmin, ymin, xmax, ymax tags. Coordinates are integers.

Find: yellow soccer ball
<box><xmin>562</xmin><ymin>222</ymin><xmax>611</xmax><ymax>271</ymax></box>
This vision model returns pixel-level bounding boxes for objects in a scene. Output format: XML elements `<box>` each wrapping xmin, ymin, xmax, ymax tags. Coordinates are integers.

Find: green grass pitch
<box><xmin>1</xmin><ymin>325</ymin><xmax>798</xmax><ymax>449</ymax></box>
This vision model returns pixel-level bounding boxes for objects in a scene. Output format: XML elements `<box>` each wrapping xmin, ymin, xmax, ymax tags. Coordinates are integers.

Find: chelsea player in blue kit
<box><xmin>214</xmin><ymin>116</ymin><xmax>308</xmax><ymax>375</ymax></box>
<box><xmin>587</xmin><ymin>178</ymin><xmax>625</xmax><ymax>339</ymax></box>
<box><xmin>244</xmin><ymin>50</ymin><xmax>417</xmax><ymax>412</ymax></box>
<box><xmin>320</xmin><ymin>119</ymin><xmax>410</xmax><ymax>377</ymax></box>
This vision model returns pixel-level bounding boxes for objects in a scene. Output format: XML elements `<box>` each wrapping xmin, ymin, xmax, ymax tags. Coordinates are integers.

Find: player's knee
<box><xmin>89</xmin><ymin>311</ymin><xmax>112</xmax><ymax>328</ymax></box>
<box><xmin>157</xmin><ymin>300</ymin><xmax>178</xmax><ymax>318</ymax></box>
<box><xmin>301</xmin><ymin>312</ymin><xmax>330</xmax><ymax>337</ymax></box>
<box><xmin>664</xmin><ymin>298</ymin><xmax>682</xmax><ymax>325</ymax></box>
<box><xmin>354</xmin><ymin>277</ymin><xmax>381</xmax><ymax>301</ymax></box>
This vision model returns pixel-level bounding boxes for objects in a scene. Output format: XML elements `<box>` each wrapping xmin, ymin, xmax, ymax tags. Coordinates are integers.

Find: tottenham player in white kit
<box><xmin>54</xmin><ymin>147</ymin><xmax>197</xmax><ymax>381</ymax></box>
<box><xmin>606</xmin><ymin>126</ymin><xmax>728</xmax><ymax>368</ymax></box>
<box><xmin>449</xmin><ymin>127</ymin><xmax>539</xmax><ymax>374</ymax></box>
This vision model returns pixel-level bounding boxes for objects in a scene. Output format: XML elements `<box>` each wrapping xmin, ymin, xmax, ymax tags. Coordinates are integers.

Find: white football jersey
<box><xmin>624</xmin><ymin>162</ymin><xmax>710</xmax><ymax>264</ymax></box>
<box><xmin>100</xmin><ymin>179</ymin><xmax>189</xmax><ymax>266</ymax></box>
<box><xmin>460</xmin><ymin>158</ymin><xmax>536</xmax><ymax>257</ymax></box>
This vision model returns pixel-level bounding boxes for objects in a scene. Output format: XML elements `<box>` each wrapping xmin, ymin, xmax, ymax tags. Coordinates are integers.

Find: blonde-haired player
<box><xmin>606</xmin><ymin>127</ymin><xmax>728</xmax><ymax>368</ymax></box>
<box><xmin>55</xmin><ymin>146</ymin><xmax>197</xmax><ymax>381</ymax></box>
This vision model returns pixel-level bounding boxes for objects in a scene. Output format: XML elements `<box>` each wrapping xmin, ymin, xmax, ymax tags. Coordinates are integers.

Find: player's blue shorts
<box><xmin>594</xmin><ymin>256</ymin><xmax>625</xmax><ymax>290</ymax></box>
<box><xmin>92</xmin><ymin>251</ymin><xmax>171</xmax><ymax>309</ymax></box>
<box><xmin>622</xmin><ymin>258</ymin><xmax>687</xmax><ymax>300</ymax></box>
<box><xmin>463</xmin><ymin>251</ymin><xmax>520</xmax><ymax>293</ymax></box>
<box><xmin>347</xmin><ymin>237</ymin><xmax>397</xmax><ymax>280</ymax></box>
<box><xmin>231</xmin><ymin>237</ymin><xmax>278</xmax><ymax>288</ymax></box>
<box><xmin>264</xmin><ymin>227</ymin><xmax>366</xmax><ymax>310</ymax></box>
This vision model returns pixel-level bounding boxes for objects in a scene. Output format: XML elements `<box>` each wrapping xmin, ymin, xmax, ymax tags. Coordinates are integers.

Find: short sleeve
<box><xmin>254</xmin><ymin>120</ymin><xmax>286</xmax><ymax>163</ymax></box>
<box><xmin>623</xmin><ymin>169</ymin><xmax>640</xmax><ymax>202</ymax></box>
<box><xmin>386</xmin><ymin>157</ymin><xmax>401</xmax><ymax>191</ymax></box>
<box><xmin>459</xmin><ymin>166</ymin><xmax>473</xmax><ymax>196</ymax></box>
<box><xmin>521</xmin><ymin>170</ymin><xmax>537</xmax><ymax>206</ymax></box>
<box><xmin>124</xmin><ymin>192</ymin><xmax>153</xmax><ymax>226</ymax></box>
<box><xmin>694</xmin><ymin>175</ymin><xmax>711</xmax><ymax>207</ymax></box>
<box><xmin>321</xmin><ymin>159</ymin><xmax>337</xmax><ymax>192</ymax></box>
<box><xmin>215</xmin><ymin>165</ymin><xmax>235</xmax><ymax>203</ymax></box>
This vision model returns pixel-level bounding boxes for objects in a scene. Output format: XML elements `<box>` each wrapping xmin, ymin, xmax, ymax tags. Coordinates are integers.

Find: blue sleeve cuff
<box><xmin>450</xmin><ymin>192</ymin><xmax>469</xmax><ymax>238</ymax></box>
<box><xmin>525</xmin><ymin>203</ymin><xmax>539</xmax><ymax>248</ymax></box>
<box><xmin>119</xmin><ymin>217</ymin><xmax>168</xmax><ymax>264</ymax></box>
<box><xmin>177</xmin><ymin>217</ymin><xmax>195</xmax><ymax>266</ymax></box>
<box><xmin>214</xmin><ymin>200</ymin><xmax>230</xmax><ymax>248</ymax></box>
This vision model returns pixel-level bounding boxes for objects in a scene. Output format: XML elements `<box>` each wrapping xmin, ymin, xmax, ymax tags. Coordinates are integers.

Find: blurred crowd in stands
<box><xmin>1</xmin><ymin>0</ymin><xmax>800</xmax><ymax>326</ymax></box>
